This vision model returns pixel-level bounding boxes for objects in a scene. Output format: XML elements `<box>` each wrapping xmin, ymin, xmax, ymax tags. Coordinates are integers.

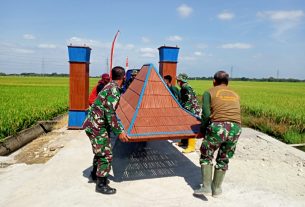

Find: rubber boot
<box><xmin>182</xmin><ymin>138</ymin><xmax>196</xmax><ymax>153</ymax></box>
<box><xmin>96</xmin><ymin>177</ymin><xmax>116</xmax><ymax>194</ymax></box>
<box><xmin>212</xmin><ymin>168</ymin><xmax>226</xmax><ymax>197</ymax></box>
<box><xmin>90</xmin><ymin>165</ymin><xmax>97</xmax><ymax>182</ymax></box>
<box><xmin>193</xmin><ymin>164</ymin><xmax>213</xmax><ymax>195</ymax></box>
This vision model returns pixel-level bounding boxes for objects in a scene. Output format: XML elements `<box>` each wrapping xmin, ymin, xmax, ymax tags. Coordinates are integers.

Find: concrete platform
<box><xmin>0</xmin><ymin>128</ymin><xmax>305</xmax><ymax>207</ymax></box>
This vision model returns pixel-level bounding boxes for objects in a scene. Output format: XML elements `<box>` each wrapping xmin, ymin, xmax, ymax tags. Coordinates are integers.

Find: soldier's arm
<box><xmin>200</xmin><ymin>91</ymin><xmax>211</xmax><ymax>135</ymax></box>
<box><xmin>174</xmin><ymin>86</ymin><xmax>181</xmax><ymax>102</ymax></box>
<box><xmin>104</xmin><ymin>88</ymin><xmax>124</xmax><ymax>136</ymax></box>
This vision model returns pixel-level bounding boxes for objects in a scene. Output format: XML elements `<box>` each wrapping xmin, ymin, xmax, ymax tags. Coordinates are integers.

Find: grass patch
<box><xmin>242</xmin><ymin>110</ymin><xmax>305</xmax><ymax>144</ymax></box>
<box><xmin>197</xmin><ymin>94</ymin><xmax>305</xmax><ymax>144</ymax></box>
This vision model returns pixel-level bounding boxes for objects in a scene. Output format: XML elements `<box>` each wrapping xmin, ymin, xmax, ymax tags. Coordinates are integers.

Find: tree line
<box><xmin>189</xmin><ymin>76</ymin><xmax>305</xmax><ymax>82</ymax></box>
<box><xmin>0</xmin><ymin>72</ymin><xmax>304</xmax><ymax>82</ymax></box>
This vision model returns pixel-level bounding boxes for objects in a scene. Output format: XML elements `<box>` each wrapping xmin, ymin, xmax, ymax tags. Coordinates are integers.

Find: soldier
<box><xmin>176</xmin><ymin>73</ymin><xmax>201</xmax><ymax>153</ymax></box>
<box><xmin>194</xmin><ymin>71</ymin><xmax>242</xmax><ymax>197</ymax></box>
<box><xmin>125</xmin><ymin>69</ymin><xmax>138</xmax><ymax>89</ymax></box>
<box><xmin>83</xmin><ymin>66</ymin><xmax>129</xmax><ymax>195</ymax></box>
<box><xmin>164</xmin><ymin>75</ymin><xmax>180</xmax><ymax>101</ymax></box>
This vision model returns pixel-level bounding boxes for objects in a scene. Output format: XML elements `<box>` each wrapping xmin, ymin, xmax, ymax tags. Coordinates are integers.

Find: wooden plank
<box><xmin>69</xmin><ymin>63</ymin><xmax>89</xmax><ymax>110</ymax></box>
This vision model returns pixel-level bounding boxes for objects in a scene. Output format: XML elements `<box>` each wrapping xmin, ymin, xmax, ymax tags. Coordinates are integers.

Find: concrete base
<box><xmin>111</xmin><ymin>140</ymin><xmax>200</xmax><ymax>186</ymax></box>
<box><xmin>0</xmin><ymin>128</ymin><xmax>305</xmax><ymax>207</ymax></box>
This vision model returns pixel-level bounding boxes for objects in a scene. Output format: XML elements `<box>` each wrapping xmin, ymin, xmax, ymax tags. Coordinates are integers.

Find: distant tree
<box><xmin>188</xmin><ymin>76</ymin><xmax>304</xmax><ymax>82</ymax></box>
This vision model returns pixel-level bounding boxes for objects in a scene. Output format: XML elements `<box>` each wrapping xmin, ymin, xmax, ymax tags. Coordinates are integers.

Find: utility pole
<box><xmin>230</xmin><ymin>65</ymin><xmax>233</xmax><ymax>78</ymax></box>
<box><xmin>276</xmin><ymin>69</ymin><xmax>279</xmax><ymax>79</ymax></box>
<box><xmin>41</xmin><ymin>57</ymin><xmax>45</xmax><ymax>76</ymax></box>
<box><xmin>106</xmin><ymin>57</ymin><xmax>109</xmax><ymax>73</ymax></box>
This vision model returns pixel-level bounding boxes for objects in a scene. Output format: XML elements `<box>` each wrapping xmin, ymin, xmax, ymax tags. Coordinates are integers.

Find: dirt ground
<box><xmin>13</xmin><ymin>115</ymin><xmax>68</xmax><ymax>164</ymax></box>
<box><xmin>0</xmin><ymin>127</ymin><xmax>305</xmax><ymax>207</ymax></box>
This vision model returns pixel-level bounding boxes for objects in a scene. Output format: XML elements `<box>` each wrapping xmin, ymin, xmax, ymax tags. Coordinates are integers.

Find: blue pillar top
<box><xmin>158</xmin><ymin>46</ymin><xmax>180</xmax><ymax>63</ymax></box>
<box><xmin>68</xmin><ymin>46</ymin><xmax>91</xmax><ymax>63</ymax></box>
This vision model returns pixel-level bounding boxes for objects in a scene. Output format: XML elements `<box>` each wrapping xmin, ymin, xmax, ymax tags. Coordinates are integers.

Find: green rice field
<box><xmin>0</xmin><ymin>76</ymin><xmax>304</xmax><ymax>145</ymax></box>
<box><xmin>190</xmin><ymin>80</ymin><xmax>305</xmax><ymax>144</ymax></box>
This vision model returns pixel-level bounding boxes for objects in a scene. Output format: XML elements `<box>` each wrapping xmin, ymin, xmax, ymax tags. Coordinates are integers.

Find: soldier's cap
<box><xmin>131</xmin><ymin>70</ymin><xmax>138</xmax><ymax>76</ymax></box>
<box><xmin>177</xmin><ymin>73</ymin><xmax>188</xmax><ymax>82</ymax></box>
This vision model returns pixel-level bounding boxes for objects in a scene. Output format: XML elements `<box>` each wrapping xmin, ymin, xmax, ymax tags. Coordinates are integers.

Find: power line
<box><xmin>230</xmin><ymin>65</ymin><xmax>233</xmax><ymax>78</ymax></box>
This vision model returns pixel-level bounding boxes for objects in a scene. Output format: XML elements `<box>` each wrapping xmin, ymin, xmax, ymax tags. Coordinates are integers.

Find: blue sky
<box><xmin>0</xmin><ymin>0</ymin><xmax>305</xmax><ymax>79</ymax></box>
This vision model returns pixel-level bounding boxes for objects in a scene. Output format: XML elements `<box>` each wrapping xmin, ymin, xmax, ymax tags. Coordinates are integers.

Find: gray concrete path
<box><xmin>0</xmin><ymin>128</ymin><xmax>305</xmax><ymax>207</ymax></box>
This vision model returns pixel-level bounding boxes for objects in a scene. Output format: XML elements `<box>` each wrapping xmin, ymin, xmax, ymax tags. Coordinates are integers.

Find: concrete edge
<box><xmin>246</xmin><ymin>127</ymin><xmax>305</xmax><ymax>159</ymax></box>
<box><xmin>0</xmin><ymin>113</ymin><xmax>68</xmax><ymax>156</ymax></box>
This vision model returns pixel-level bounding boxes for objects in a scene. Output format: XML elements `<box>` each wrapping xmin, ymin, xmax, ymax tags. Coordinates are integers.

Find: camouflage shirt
<box><xmin>180</xmin><ymin>82</ymin><xmax>201</xmax><ymax>116</ymax></box>
<box><xmin>83</xmin><ymin>81</ymin><xmax>124</xmax><ymax>136</ymax></box>
<box><xmin>169</xmin><ymin>85</ymin><xmax>181</xmax><ymax>102</ymax></box>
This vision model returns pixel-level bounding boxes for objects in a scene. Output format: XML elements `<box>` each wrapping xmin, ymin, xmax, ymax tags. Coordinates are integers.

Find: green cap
<box><xmin>177</xmin><ymin>73</ymin><xmax>188</xmax><ymax>82</ymax></box>
<box><xmin>131</xmin><ymin>70</ymin><xmax>138</xmax><ymax>75</ymax></box>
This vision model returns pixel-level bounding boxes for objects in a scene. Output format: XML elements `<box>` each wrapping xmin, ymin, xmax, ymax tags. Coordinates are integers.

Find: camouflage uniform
<box><xmin>200</xmin><ymin>122</ymin><xmax>241</xmax><ymax>170</ymax></box>
<box><xmin>200</xmin><ymin>85</ymin><xmax>242</xmax><ymax>171</ymax></box>
<box><xmin>180</xmin><ymin>82</ymin><xmax>201</xmax><ymax>116</ymax></box>
<box><xmin>83</xmin><ymin>81</ymin><xmax>124</xmax><ymax>177</ymax></box>
<box><xmin>168</xmin><ymin>85</ymin><xmax>181</xmax><ymax>102</ymax></box>
<box><xmin>179</xmin><ymin>78</ymin><xmax>201</xmax><ymax>147</ymax></box>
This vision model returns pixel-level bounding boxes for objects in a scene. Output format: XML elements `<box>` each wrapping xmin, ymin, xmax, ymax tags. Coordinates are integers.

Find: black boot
<box><xmin>90</xmin><ymin>165</ymin><xmax>97</xmax><ymax>182</ymax></box>
<box><xmin>90</xmin><ymin>164</ymin><xmax>108</xmax><ymax>184</ymax></box>
<box><xmin>96</xmin><ymin>177</ymin><xmax>116</xmax><ymax>194</ymax></box>
<box><xmin>90</xmin><ymin>155</ymin><xmax>98</xmax><ymax>182</ymax></box>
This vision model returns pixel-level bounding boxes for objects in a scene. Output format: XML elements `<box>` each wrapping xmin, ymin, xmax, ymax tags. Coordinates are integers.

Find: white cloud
<box><xmin>194</xmin><ymin>51</ymin><xmax>203</xmax><ymax>56</ymax></box>
<box><xmin>23</xmin><ymin>34</ymin><xmax>36</xmax><ymax>40</ymax></box>
<box><xmin>140</xmin><ymin>48</ymin><xmax>155</xmax><ymax>53</ymax></box>
<box><xmin>196</xmin><ymin>43</ymin><xmax>208</xmax><ymax>49</ymax></box>
<box><xmin>218</xmin><ymin>12</ymin><xmax>235</xmax><ymax>20</ymax></box>
<box><xmin>139</xmin><ymin>47</ymin><xmax>157</xmax><ymax>58</ymax></box>
<box><xmin>257</xmin><ymin>10</ymin><xmax>304</xmax><ymax>22</ymax></box>
<box><xmin>141</xmin><ymin>53</ymin><xmax>155</xmax><ymax>58</ymax></box>
<box><xmin>252</xmin><ymin>53</ymin><xmax>263</xmax><ymax>59</ymax></box>
<box><xmin>117</xmin><ymin>43</ymin><xmax>135</xmax><ymax>50</ymax></box>
<box><xmin>257</xmin><ymin>10</ymin><xmax>304</xmax><ymax>40</ymax></box>
<box><xmin>221</xmin><ymin>43</ymin><xmax>253</xmax><ymax>49</ymax></box>
<box><xmin>125</xmin><ymin>44</ymin><xmax>135</xmax><ymax>50</ymax></box>
<box><xmin>193</xmin><ymin>51</ymin><xmax>213</xmax><ymax>57</ymax></box>
<box><xmin>67</xmin><ymin>36</ymin><xmax>134</xmax><ymax>50</ymax></box>
<box><xmin>180</xmin><ymin>56</ymin><xmax>196</xmax><ymax>61</ymax></box>
<box><xmin>167</xmin><ymin>35</ymin><xmax>183</xmax><ymax>42</ymax></box>
<box><xmin>13</xmin><ymin>48</ymin><xmax>35</xmax><ymax>54</ymax></box>
<box><xmin>177</xmin><ymin>4</ymin><xmax>193</xmax><ymax>18</ymax></box>
<box><xmin>67</xmin><ymin>37</ymin><xmax>110</xmax><ymax>48</ymax></box>
<box><xmin>38</xmin><ymin>44</ymin><xmax>57</xmax><ymax>49</ymax></box>
<box><xmin>141</xmin><ymin>37</ymin><xmax>151</xmax><ymax>43</ymax></box>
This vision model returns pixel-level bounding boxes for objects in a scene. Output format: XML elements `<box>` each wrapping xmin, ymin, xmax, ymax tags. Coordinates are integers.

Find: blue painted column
<box><xmin>67</xmin><ymin>46</ymin><xmax>91</xmax><ymax>129</ymax></box>
<box><xmin>158</xmin><ymin>46</ymin><xmax>180</xmax><ymax>86</ymax></box>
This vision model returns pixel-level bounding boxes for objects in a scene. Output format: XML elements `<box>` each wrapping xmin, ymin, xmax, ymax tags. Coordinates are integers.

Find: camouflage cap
<box><xmin>131</xmin><ymin>70</ymin><xmax>138</xmax><ymax>76</ymax></box>
<box><xmin>177</xmin><ymin>73</ymin><xmax>188</xmax><ymax>82</ymax></box>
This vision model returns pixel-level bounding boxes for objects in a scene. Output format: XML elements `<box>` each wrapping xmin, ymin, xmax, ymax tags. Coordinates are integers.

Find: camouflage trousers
<box><xmin>85</xmin><ymin>127</ymin><xmax>112</xmax><ymax>177</ymax></box>
<box><xmin>200</xmin><ymin>121</ymin><xmax>242</xmax><ymax>171</ymax></box>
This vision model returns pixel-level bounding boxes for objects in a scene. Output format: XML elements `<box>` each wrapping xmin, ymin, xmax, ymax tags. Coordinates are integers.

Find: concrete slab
<box><xmin>0</xmin><ymin>127</ymin><xmax>304</xmax><ymax>207</ymax></box>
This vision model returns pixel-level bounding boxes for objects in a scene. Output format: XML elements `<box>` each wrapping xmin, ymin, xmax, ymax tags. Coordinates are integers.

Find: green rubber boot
<box><xmin>193</xmin><ymin>164</ymin><xmax>213</xmax><ymax>195</ymax></box>
<box><xmin>212</xmin><ymin>168</ymin><xmax>226</xmax><ymax>197</ymax></box>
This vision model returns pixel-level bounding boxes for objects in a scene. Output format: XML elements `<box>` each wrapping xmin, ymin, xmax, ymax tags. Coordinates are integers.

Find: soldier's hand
<box><xmin>118</xmin><ymin>131</ymin><xmax>130</xmax><ymax>142</ymax></box>
<box><xmin>195</xmin><ymin>132</ymin><xmax>204</xmax><ymax>139</ymax></box>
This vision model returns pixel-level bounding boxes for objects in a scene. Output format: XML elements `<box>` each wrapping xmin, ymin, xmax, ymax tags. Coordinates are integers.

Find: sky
<box><xmin>0</xmin><ymin>0</ymin><xmax>305</xmax><ymax>79</ymax></box>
